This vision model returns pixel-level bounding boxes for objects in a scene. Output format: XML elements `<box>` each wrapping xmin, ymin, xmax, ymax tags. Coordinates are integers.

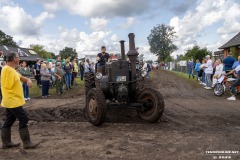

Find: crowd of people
<box><xmin>188</xmin><ymin>52</ymin><xmax>240</xmax><ymax>101</ymax></box>
<box><xmin>30</xmin><ymin>56</ymin><xmax>97</xmax><ymax>98</ymax></box>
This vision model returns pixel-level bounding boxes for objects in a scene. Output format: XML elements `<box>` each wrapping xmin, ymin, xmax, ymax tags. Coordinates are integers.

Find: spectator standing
<box><xmin>204</xmin><ymin>55</ymin><xmax>213</xmax><ymax>90</ymax></box>
<box><xmin>79</xmin><ymin>62</ymin><xmax>84</xmax><ymax>81</ymax></box>
<box><xmin>34</xmin><ymin>59</ymin><xmax>41</xmax><ymax>86</ymax></box>
<box><xmin>56</xmin><ymin>56</ymin><xmax>62</xmax><ymax>65</ymax></box>
<box><xmin>226</xmin><ymin>65</ymin><xmax>240</xmax><ymax>100</ymax></box>
<box><xmin>84</xmin><ymin>59</ymin><xmax>91</xmax><ymax>73</ymax></box>
<box><xmin>1</xmin><ymin>52</ymin><xmax>39</xmax><ymax>149</ymax></box>
<box><xmin>91</xmin><ymin>62</ymin><xmax>95</xmax><ymax>74</ymax></box>
<box><xmin>40</xmin><ymin>63</ymin><xmax>51</xmax><ymax>98</ymax></box>
<box><xmin>63</xmin><ymin>60</ymin><xmax>73</xmax><ymax>90</ymax></box>
<box><xmin>19</xmin><ymin>61</ymin><xmax>31</xmax><ymax>101</ymax></box>
<box><xmin>50</xmin><ymin>63</ymin><xmax>56</xmax><ymax>87</ymax></box>
<box><xmin>187</xmin><ymin>61</ymin><xmax>195</xmax><ymax>79</ymax></box>
<box><xmin>72</xmin><ymin>59</ymin><xmax>78</xmax><ymax>86</ymax></box>
<box><xmin>147</xmin><ymin>63</ymin><xmax>151</xmax><ymax>78</ymax></box>
<box><xmin>212</xmin><ymin>59</ymin><xmax>224</xmax><ymax>87</ymax></box>
<box><xmin>195</xmin><ymin>59</ymin><xmax>201</xmax><ymax>81</ymax></box>
<box><xmin>55</xmin><ymin>62</ymin><xmax>64</xmax><ymax>95</ymax></box>
<box><xmin>223</xmin><ymin>52</ymin><xmax>236</xmax><ymax>73</ymax></box>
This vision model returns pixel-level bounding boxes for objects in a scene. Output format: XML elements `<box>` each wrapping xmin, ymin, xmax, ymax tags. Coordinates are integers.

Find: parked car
<box><xmin>152</xmin><ymin>62</ymin><xmax>159</xmax><ymax>69</ymax></box>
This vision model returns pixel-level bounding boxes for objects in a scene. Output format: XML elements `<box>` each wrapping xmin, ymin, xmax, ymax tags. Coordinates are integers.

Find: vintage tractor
<box><xmin>84</xmin><ymin>33</ymin><xmax>165</xmax><ymax>126</ymax></box>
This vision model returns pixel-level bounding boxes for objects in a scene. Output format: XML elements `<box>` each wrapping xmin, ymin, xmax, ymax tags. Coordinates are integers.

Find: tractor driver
<box><xmin>96</xmin><ymin>46</ymin><xmax>110</xmax><ymax>67</ymax></box>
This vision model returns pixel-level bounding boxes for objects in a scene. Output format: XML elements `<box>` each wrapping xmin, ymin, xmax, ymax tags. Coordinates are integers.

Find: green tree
<box><xmin>185</xmin><ymin>45</ymin><xmax>212</xmax><ymax>62</ymax></box>
<box><xmin>176</xmin><ymin>54</ymin><xmax>188</xmax><ymax>61</ymax></box>
<box><xmin>147</xmin><ymin>24</ymin><xmax>178</xmax><ymax>62</ymax></box>
<box><xmin>165</xmin><ymin>55</ymin><xmax>174</xmax><ymax>62</ymax></box>
<box><xmin>30</xmin><ymin>44</ymin><xmax>52</xmax><ymax>59</ymax></box>
<box><xmin>59</xmin><ymin>47</ymin><xmax>77</xmax><ymax>60</ymax></box>
<box><xmin>49</xmin><ymin>52</ymin><xmax>57</xmax><ymax>59</ymax></box>
<box><xmin>0</xmin><ymin>30</ymin><xmax>18</xmax><ymax>47</ymax></box>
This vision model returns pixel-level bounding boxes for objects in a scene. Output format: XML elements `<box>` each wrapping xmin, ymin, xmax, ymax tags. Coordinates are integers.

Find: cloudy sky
<box><xmin>0</xmin><ymin>0</ymin><xmax>240</xmax><ymax>60</ymax></box>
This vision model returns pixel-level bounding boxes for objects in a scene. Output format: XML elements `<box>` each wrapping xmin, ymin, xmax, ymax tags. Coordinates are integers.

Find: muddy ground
<box><xmin>0</xmin><ymin>70</ymin><xmax>239</xmax><ymax>160</ymax></box>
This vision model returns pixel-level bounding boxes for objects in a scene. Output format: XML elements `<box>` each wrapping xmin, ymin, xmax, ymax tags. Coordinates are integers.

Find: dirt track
<box><xmin>0</xmin><ymin>70</ymin><xmax>240</xmax><ymax>160</ymax></box>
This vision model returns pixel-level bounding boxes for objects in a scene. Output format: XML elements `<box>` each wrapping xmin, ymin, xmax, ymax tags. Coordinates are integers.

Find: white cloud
<box><xmin>0</xmin><ymin>5</ymin><xmax>55</xmax><ymax>36</ymax></box>
<box><xmin>35</xmin><ymin>11</ymin><xmax>55</xmax><ymax>25</ymax></box>
<box><xmin>32</xmin><ymin>0</ymin><xmax>151</xmax><ymax>17</ymax></box>
<box><xmin>90</xmin><ymin>17</ymin><xmax>109</xmax><ymax>31</ymax></box>
<box><xmin>169</xmin><ymin>0</ymin><xmax>240</xmax><ymax>57</ymax></box>
<box><xmin>118</xmin><ymin>17</ymin><xmax>136</xmax><ymax>29</ymax></box>
<box><xmin>110</xmin><ymin>34</ymin><xmax>118</xmax><ymax>41</ymax></box>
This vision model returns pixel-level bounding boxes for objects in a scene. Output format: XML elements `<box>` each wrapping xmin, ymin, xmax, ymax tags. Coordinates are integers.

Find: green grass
<box><xmin>29</xmin><ymin>77</ymin><xmax>84</xmax><ymax>98</ymax></box>
<box><xmin>170</xmin><ymin>71</ymin><xmax>198</xmax><ymax>82</ymax></box>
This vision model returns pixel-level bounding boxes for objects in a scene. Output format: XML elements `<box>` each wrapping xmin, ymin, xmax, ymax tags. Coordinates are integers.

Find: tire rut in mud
<box><xmin>26</xmin><ymin>106</ymin><xmax>87</xmax><ymax>122</ymax></box>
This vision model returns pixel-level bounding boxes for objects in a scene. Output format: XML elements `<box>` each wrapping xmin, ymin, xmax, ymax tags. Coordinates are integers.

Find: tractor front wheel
<box><xmin>85</xmin><ymin>72</ymin><xmax>95</xmax><ymax>95</ymax></box>
<box><xmin>137</xmin><ymin>88</ymin><xmax>165</xmax><ymax>122</ymax></box>
<box><xmin>86</xmin><ymin>88</ymin><xmax>107</xmax><ymax>126</ymax></box>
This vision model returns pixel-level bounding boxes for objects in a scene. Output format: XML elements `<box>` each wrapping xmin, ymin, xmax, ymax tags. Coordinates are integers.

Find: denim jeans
<box><xmin>2</xmin><ymin>106</ymin><xmax>29</xmax><ymax>129</ymax></box>
<box><xmin>80</xmin><ymin>71</ymin><xmax>84</xmax><ymax>81</ymax></box>
<box><xmin>205</xmin><ymin>74</ymin><xmax>212</xmax><ymax>87</ymax></box>
<box><xmin>41</xmin><ymin>80</ymin><xmax>49</xmax><ymax>96</ymax></box>
<box><xmin>22</xmin><ymin>82</ymin><xmax>29</xmax><ymax>98</ymax></box>
<box><xmin>188</xmin><ymin>69</ymin><xmax>193</xmax><ymax>76</ymax></box>
<box><xmin>202</xmin><ymin>72</ymin><xmax>206</xmax><ymax>83</ymax></box>
<box><xmin>196</xmin><ymin>71</ymin><xmax>199</xmax><ymax>81</ymax></box>
<box><xmin>65</xmin><ymin>73</ymin><xmax>72</xmax><ymax>89</ymax></box>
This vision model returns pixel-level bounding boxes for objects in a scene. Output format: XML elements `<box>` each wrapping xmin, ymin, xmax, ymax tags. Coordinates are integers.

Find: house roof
<box><xmin>219</xmin><ymin>32</ymin><xmax>240</xmax><ymax>49</ymax></box>
<box><xmin>0</xmin><ymin>45</ymin><xmax>44</xmax><ymax>61</ymax></box>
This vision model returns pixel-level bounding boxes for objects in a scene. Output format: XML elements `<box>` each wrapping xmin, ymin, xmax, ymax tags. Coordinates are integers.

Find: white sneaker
<box><xmin>24</xmin><ymin>98</ymin><xmax>28</xmax><ymax>101</ymax></box>
<box><xmin>199</xmin><ymin>82</ymin><xmax>203</xmax><ymax>84</ymax></box>
<box><xmin>27</xmin><ymin>97</ymin><xmax>31</xmax><ymax>100</ymax></box>
<box><xmin>202</xmin><ymin>83</ymin><xmax>206</xmax><ymax>86</ymax></box>
<box><xmin>205</xmin><ymin>87</ymin><xmax>211</xmax><ymax>90</ymax></box>
<box><xmin>204</xmin><ymin>86</ymin><xmax>208</xmax><ymax>89</ymax></box>
<box><xmin>227</xmin><ymin>96</ymin><xmax>236</xmax><ymax>101</ymax></box>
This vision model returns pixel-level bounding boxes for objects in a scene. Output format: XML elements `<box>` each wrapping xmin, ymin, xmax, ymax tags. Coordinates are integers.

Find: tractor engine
<box><xmin>105</xmin><ymin>60</ymin><xmax>130</xmax><ymax>102</ymax></box>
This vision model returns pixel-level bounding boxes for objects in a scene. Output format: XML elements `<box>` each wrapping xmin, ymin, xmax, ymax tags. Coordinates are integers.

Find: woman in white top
<box><xmin>212</xmin><ymin>59</ymin><xmax>223</xmax><ymax>87</ymax></box>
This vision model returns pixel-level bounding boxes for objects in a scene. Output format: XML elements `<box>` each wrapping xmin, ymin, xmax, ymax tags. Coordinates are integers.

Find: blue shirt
<box><xmin>195</xmin><ymin>62</ymin><xmax>201</xmax><ymax>71</ymax></box>
<box><xmin>232</xmin><ymin>61</ymin><xmax>240</xmax><ymax>69</ymax></box>
<box><xmin>223</xmin><ymin>56</ymin><xmax>236</xmax><ymax>71</ymax></box>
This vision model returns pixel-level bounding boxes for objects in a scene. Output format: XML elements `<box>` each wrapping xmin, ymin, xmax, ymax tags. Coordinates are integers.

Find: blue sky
<box><xmin>0</xmin><ymin>0</ymin><xmax>240</xmax><ymax>60</ymax></box>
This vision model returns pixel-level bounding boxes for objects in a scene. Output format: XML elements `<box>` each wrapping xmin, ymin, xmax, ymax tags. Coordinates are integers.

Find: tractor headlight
<box><xmin>141</xmin><ymin>70</ymin><xmax>147</xmax><ymax>77</ymax></box>
<box><xmin>96</xmin><ymin>72</ymin><xmax>103</xmax><ymax>79</ymax></box>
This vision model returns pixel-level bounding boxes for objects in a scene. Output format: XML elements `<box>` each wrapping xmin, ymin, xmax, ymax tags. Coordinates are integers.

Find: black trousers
<box><xmin>231</xmin><ymin>80</ymin><xmax>240</xmax><ymax>96</ymax></box>
<box><xmin>2</xmin><ymin>107</ymin><xmax>29</xmax><ymax>129</ymax></box>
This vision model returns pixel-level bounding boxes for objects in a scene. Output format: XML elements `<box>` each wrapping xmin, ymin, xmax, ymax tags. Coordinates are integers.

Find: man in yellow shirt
<box><xmin>1</xmin><ymin>52</ymin><xmax>40</xmax><ymax>149</ymax></box>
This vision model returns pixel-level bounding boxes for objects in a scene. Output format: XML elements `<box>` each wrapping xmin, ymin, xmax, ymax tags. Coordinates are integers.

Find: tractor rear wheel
<box><xmin>84</xmin><ymin>72</ymin><xmax>95</xmax><ymax>95</ymax></box>
<box><xmin>137</xmin><ymin>88</ymin><xmax>164</xmax><ymax>122</ymax></box>
<box><xmin>86</xmin><ymin>88</ymin><xmax>107</xmax><ymax>126</ymax></box>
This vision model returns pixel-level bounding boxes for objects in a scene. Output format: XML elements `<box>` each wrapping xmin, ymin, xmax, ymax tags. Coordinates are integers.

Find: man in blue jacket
<box><xmin>195</xmin><ymin>59</ymin><xmax>201</xmax><ymax>81</ymax></box>
<box><xmin>223</xmin><ymin>52</ymin><xmax>236</xmax><ymax>73</ymax></box>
